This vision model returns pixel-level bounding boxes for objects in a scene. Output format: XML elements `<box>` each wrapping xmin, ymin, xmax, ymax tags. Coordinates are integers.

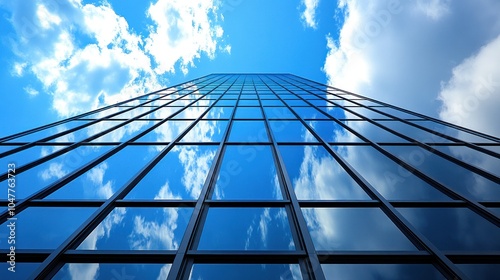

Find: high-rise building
<box><xmin>0</xmin><ymin>74</ymin><xmax>499</xmax><ymax>279</ymax></box>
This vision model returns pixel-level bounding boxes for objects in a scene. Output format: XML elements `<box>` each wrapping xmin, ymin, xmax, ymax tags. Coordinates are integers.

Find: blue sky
<box><xmin>1</xmin><ymin>0</ymin><xmax>500</xmax><ymax>138</ymax></box>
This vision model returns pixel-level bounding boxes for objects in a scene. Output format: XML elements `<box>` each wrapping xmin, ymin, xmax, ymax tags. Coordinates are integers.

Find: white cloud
<box><xmin>129</xmin><ymin>208</ymin><xmax>180</xmax><ymax>250</ymax></box>
<box><xmin>86</xmin><ymin>162</ymin><xmax>114</xmax><ymax>199</ymax></box>
<box><xmin>39</xmin><ymin>162</ymin><xmax>68</xmax><ymax>181</ymax></box>
<box><xmin>177</xmin><ymin>146</ymin><xmax>216</xmax><ymax>198</ymax></box>
<box><xmin>145</xmin><ymin>0</ymin><xmax>229</xmax><ymax>75</ymax></box>
<box><xmin>24</xmin><ymin>86</ymin><xmax>39</xmax><ymax>96</ymax></box>
<box><xmin>415</xmin><ymin>0</ymin><xmax>450</xmax><ymax>20</ymax></box>
<box><xmin>300</xmin><ymin>0</ymin><xmax>320</xmax><ymax>29</ymax></box>
<box><xmin>438</xmin><ymin>34</ymin><xmax>500</xmax><ymax>137</ymax></box>
<box><xmin>324</xmin><ymin>0</ymin><xmax>500</xmax><ymax>121</ymax></box>
<box><xmin>4</xmin><ymin>0</ymin><xmax>228</xmax><ymax>117</ymax></box>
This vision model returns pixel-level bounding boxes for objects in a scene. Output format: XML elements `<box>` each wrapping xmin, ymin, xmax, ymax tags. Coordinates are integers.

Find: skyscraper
<box><xmin>1</xmin><ymin>74</ymin><xmax>499</xmax><ymax>279</ymax></box>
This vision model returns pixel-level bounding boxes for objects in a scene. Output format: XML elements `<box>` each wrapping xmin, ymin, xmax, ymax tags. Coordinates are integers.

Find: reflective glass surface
<box><xmin>0</xmin><ymin>145</ymin><xmax>112</xmax><ymax>200</ymax></box>
<box><xmin>385</xmin><ymin>146</ymin><xmax>500</xmax><ymax>201</ymax></box>
<box><xmin>432</xmin><ymin>145</ymin><xmax>500</xmax><ymax>176</ymax></box>
<box><xmin>378</xmin><ymin>121</ymin><xmax>452</xmax><ymax>143</ymax></box>
<box><xmin>0</xmin><ymin>207</ymin><xmax>96</xmax><ymax>249</ymax></box>
<box><xmin>197</xmin><ymin>207</ymin><xmax>295</xmax><ymax>250</ymax></box>
<box><xmin>234</xmin><ymin>107</ymin><xmax>263</xmax><ymax>119</ymax></box>
<box><xmin>302</xmin><ymin>207</ymin><xmax>417</xmax><ymax>251</ymax></box>
<box><xmin>292</xmin><ymin>106</ymin><xmax>329</xmax><ymax>119</ymax></box>
<box><xmin>126</xmin><ymin>145</ymin><xmax>217</xmax><ymax>199</ymax></box>
<box><xmin>77</xmin><ymin>207</ymin><xmax>192</xmax><ymax>250</ymax></box>
<box><xmin>457</xmin><ymin>264</ymin><xmax>500</xmax><ymax>280</ymax></box>
<box><xmin>338</xmin><ymin>146</ymin><xmax>450</xmax><ymax>201</ymax></box>
<box><xmin>135</xmin><ymin>121</ymin><xmax>192</xmax><ymax>142</ymax></box>
<box><xmin>279</xmin><ymin>145</ymin><xmax>369</xmax><ymax>200</ymax></box>
<box><xmin>189</xmin><ymin>264</ymin><xmax>302</xmax><ymax>280</ymax></box>
<box><xmin>0</xmin><ymin>263</ymin><xmax>40</xmax><ymax>279</ymax></box>
<box><xmin>212</xmin><ymin>145</ymin><xmax>283</xmax><ymax>200</ymax></box>
<box><xmin>228</xmin><ymin>121</ymin><xmax>269</xmax><ymax>142</ymax></box>
<box><xmin>180</xmin><ymin>120</ymin><xmax>227</xmax><ymax>142</ymax></box>
<box><xmin>397</xmin><ymin>207</ymin><xmax>500</xmax><ymax>251</ymax></box>
<box><xmin>47</xmin><ymin>146</ymin><xmax>161</xmax><ymax>199</ymax></box>
<box><xmin>310</xmin><ymin>120</ymin><xmax>364</xmax><ymax>142</ymax></box>
<box><xmin>54</xmin><ymin>263</ymin><xmax>171</xmax><ymax>280</ymax></box>
<box><xmin>6</xmin><ymin>121</ymin><xmax>84</xmax><ymax>143</ymax></box>
<box><xmin>203</xmin><ymin>106</ymin><xmax>233</xmax><ymax>119</ymax></box>
<box><xmin>269</xmin><ymin>121</ymin><xmax>318</xmax><ymax>142</ymax></box>
<box><xmin>263</xmin><ymin>107</ymin><xmax>296</xmax><ymax>119</ymax></box>
<box><xmin>321</xmin><ymin>264</ymin><xmax>445</xmax><ymax>280</ymax></box>
<box><xmin>348</xmin><ymin>121</ymin><xmax>409</xmax><ymax>143</ymax></box>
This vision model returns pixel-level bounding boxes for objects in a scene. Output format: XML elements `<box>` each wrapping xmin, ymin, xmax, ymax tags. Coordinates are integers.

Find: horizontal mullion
<box><xmin>205</xmin><ymin>200</ymin><xmax>291</xmax><ymax>207</ymax></box>
<box><xmin>63</xmin><ymin>250</ymin><xmax>177</xmax><ymax>263</ymax></box>
<box><xmin>115</xmin><ymin>200</ymin><xmax>197</xmax><ymax>207</ymax></box>
<box><xmin>298</xmin><ymin>200</ymin><xmax>380</xmax><ymax>207</ymax></box>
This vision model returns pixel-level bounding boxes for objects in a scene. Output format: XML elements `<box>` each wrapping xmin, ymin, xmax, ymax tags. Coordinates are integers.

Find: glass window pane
<box><xmin>77</xmin><ymin>207</ymin><xmax>192</xmax><ymax>250</ymax></box>
<box><xmin>0</xmin><ymin>263</ymin><xmax>40</xmax><ymax>279</ymax></box>
<box><xmin>126</xmin><ymin>145</ymin><xmax>217</xmax><ymax>199</ymax></box>
<box><xmin>397</xmin><ymin>207</ymin><xmax>500</xmax><ymax>251</ymax></box>
<box><xmin>212</xmin><ymin>145</ymin><xmax>282</xmax><ymax>200</ymax></box>
<box><xmin>409</xmin><ymin>121</ymin><xmax>496</xmax><ymax>143</ymax></box>
<box><xmin>6</xmin><ymin>121</ymin><xmax>85</xmax><ymax>143</ymax></box>
<box><xmin>139</xmin><ymin>107</ymin><xmax>182</xmax><ymax>119</ymax></box>
<box><xmin>203</xmin><ymin>107</ymin><xmax>233</xmax><ymax>119</ymax></box>
<box><xmin>135</xmin><ymin>121</ymin><xmax>192</xmax><ymax>142</ymax></box>
<box><xmin>378</xmin><ymin>121</ymin><xmax>452</xmax><ymax>143</ymax></box>
<box><xmin>338</xmin><ymin>146</ymin><xmax>450</xmax><ymax>200</ymax></box>
<box><xmin>89</xmin><ymin>120</ymin><xmax>157</xmax><ymax>143</ymax></box>
<box><xmin>264</xmin><ymin>107</ymin><xmax>296</xmax><ymax>119</ymax></box>
<box><xmin>46</xmin><ymin>146</ymin><xmax>162</xmax><ymax>200</ymax></box>
<box><xmin>279</xmin><ymin>145</ymin><xmax>370</xmax><ymax>200</ymax></box>
<box><xmin>0</xmin><ymin>207</ymin><xmax>96</xmax><ymax>249</ymax></box>
<box><xmin>322</xmin><ymin>264</ymin><xmax>445</xmax><ymax>280</ymax></box>
<box><xmin>384</xmin><ymin>146</ymin><xmax>500</xmax><ymax>201</ymax></box>
<box><xmin>216</xmin><ymin>99</ymin><xmax>237</xmax><ymax>106</ymax></box>
<box><xmin>269</xmin><ymin>121</ymin><xmax>318</xmax><ymax>142</ymax></box>
<box><xmin>54</xmin><ymin>263</ymin><xmax>171</xmax><ymax>280</ymax></box>
<box><xmin>432</xmin><ymin>145</ymin><xmax>500</xmax><ymax>176</ymax></box>
<box><xmin>292</xmin><ymin>107</ymin><xmax>329</xmax><ymax>119</ymax></box>
<box><xmin>189</xmin><ymin>264</ymin><xmax>302</xmax><ymax>280</ymax></box>
<box><xmin>348</xmin><ymin>121</ymin><xmax>409</xmax><ymax>143</ymax></box>
<box><xmin>228</xmin><ymin>121</ymin><xmax>269</xmax><ymax>143</ymax></box>
<box><xmin>171</xmin><ymin>106</ymin><xmax>208</xmax><ymax>119</ymax></box>
<box><xmin>239</xmin><ymin>99</ymin><xmax>260</xmax><ymax>106</ymax></box>
<box><xmin>198</xmin><ymin>207</ymin><xmax>295</xmax><ymax>250</ymax></box>
<box><xmin>302</xmin><ymin>207</ymin><xmax>417</xmax><ymax>251</ymax></box>
<box><xmin>261</xmin><ymin>99</ymin><xmax>284</xmax><ymax>106</ymax></box>
<box><xmin>0</xmin><ymin>145</ymin><xmax>113</xmax><ymax>200</ymax></box>
<box><xmin>309</xmin><ymin>120</ymin><xmax>364</xmax><ymax>142</ymax></box>
<box><xmin>180</xmin><ymin>120</ymin><xmax>227</xmax><ymax>142</ymax></box>
<box><xmin>457</xmin><ymin>264</ymin><xmax>500</xmax><ymax>280</ymax></box>
<box><xmin>234</xmin><ymin>107</ymin><xmax>263</xmax><ymax>119</ymax></box>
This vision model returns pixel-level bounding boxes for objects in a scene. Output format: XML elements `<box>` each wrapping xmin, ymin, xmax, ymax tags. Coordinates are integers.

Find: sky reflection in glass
<box><xmin>0</xmin><ymin>207</ymin><xmax>96</xmax><ymax>249</ymax></box>
<box><xmin>126</xmin><ymin>145</ymin><xmax>217</xmax><ymax>199</ymax></box>
<box><xmin>302</xmin><ymin>207</ymin><xmax>417</xmax><ymax>251</ymax></box>
<box><xmin>53</xmin><ymin>263</ymin><xmax>170</xmax><ymax>280</ymax></box>
<box><xmin>77</xmin><ymin>207</ymin><xmax>192</xmax><ymax>250</ymax></box>
<box><xmin>228</xmin><ymin>121</ymin><xmax>269</xmax><ymax>142</ymax></box>
<box><xmin>189</xmin><ymin>264</ymin><xmax>302</xmax><ymax>280</ymax></box>
<box><xmin>385</xmin><ymin>146</ymin><xmax>500</xmax><ymax>201</ymax></box>
<box><xmin>212</xmin><ymin>145</ymin><xmax>283</xmax><ymax>200</ymax></box>
<box><xmin>46</xmin><ymin>146</ymin><xmax>161</xmax><ymax>200</ymax></box>
<box><xmin>1</xmin><ymin>145</ymin><xmax>112</xmax><ymax>200</ymax></box>
<box><xmin>197</xmin><ymin>207</ymin><xmax>295</xmax><ymax>250</ymax></box>
<box><xmin>279</xmin><ymin>145</ymin><xmax>369</xmax><ymax>200</ymax></box>
<box><xmin>338</xmin><ymin>146</ymin><xmax>450</xmax><ymax>201</ymax></box>
<box><xmin>321</xmin><ymin>264</ymin><xmax>445</xmax><ymax>280</ymax></box>
<box><xmin>397</xmin><ymin>207</ymin><xmax>500</xmax><ymax>251</ymax></box>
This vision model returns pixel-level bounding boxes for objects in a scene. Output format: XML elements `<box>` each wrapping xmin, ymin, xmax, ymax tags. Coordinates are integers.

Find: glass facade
<box><xmin>0</xmin><ymin>74</ymin><xmax>499</xmax><ymax>279</ymax></box>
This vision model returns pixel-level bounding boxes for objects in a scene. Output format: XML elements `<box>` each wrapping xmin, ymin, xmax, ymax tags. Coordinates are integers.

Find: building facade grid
<box><xmin>0</xmin><ymin>74</ymin><xmax>499</xmax><ymax>279</ymax></box>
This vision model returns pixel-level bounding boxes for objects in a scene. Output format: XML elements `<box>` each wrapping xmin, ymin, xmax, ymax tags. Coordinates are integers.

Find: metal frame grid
<box><xmin>1</xmin><ymin>74</ymin><xmax>499</xmax><ymax>279</ymax></box>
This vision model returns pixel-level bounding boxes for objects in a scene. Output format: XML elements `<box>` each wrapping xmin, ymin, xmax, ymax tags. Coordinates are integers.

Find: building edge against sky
<box><xmin>0</xmin><ymin>74</ymin><xmax>499</xmax><ymax>279</ymax></box>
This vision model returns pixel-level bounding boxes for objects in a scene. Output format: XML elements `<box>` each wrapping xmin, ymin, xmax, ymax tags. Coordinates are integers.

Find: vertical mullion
<box><xmin>30</xmin><ymin>74</ymin><xmax>232</xmax><ymax>279</ymax></box>
<box><xmin>267</xmin><ymin>75</ymin><xmax>470</xmax><ymax>280</ymax></box>
<box><xmin>258</xmin><ymin>74</ymin><xmax>326</xmax><ymax>280</ymax></box>
<box><xmin>167</xmin><ymin>74</ymin><xmax>243</xmax><ymax>280</ymax></box>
